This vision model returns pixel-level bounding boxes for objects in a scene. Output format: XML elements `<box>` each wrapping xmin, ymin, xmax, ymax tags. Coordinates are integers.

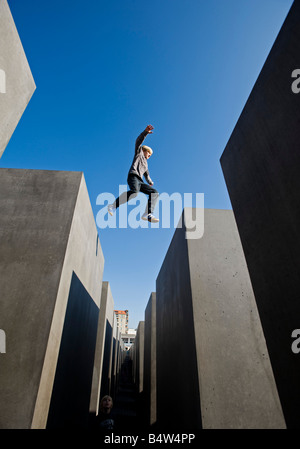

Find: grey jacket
<box><xmin>128</xmin><ymin>130</ymin><xmax>153</xmax><ymax>185</ymax></box>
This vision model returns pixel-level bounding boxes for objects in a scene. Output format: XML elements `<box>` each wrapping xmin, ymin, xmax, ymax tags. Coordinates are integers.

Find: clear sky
<box><xmin>1</xmin><ymin>0</ymin><xmax>293</xmax><ymax>329</ymax></box>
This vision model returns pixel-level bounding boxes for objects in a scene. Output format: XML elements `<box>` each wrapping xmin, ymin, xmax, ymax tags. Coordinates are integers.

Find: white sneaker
<box><xmin>141</xmin><ymin>213</ymin><xmax>159</xmax><ymax>223</ymax></box>
<box><xmin>108</xmin><ymin>204</ymin><xmax>116</xmax><ymax>216</ymax></box>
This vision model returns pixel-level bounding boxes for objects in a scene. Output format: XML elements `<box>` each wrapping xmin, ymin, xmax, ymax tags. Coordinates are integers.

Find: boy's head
<box><xmin>100</xmin><ymin>395</ymin><xmax>113</xmax><ymax>414</ymax></box>
<box><xmin>142</xmin><ymin>145</ymin><xmax>153</xmax><ymax>159</ymax></box>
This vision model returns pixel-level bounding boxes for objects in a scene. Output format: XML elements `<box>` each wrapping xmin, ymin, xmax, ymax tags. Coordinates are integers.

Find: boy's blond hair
<box><xmin>141</xmin><ymin>145</ymin><xmax>153</xmax><ymax>155</ymax></box>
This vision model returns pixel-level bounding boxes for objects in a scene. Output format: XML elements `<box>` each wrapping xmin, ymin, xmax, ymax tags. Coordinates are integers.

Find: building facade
<box><xmin>114</xmin><ymin>310</ymin><xmax>129</xmax><ymax>334</ymax></box>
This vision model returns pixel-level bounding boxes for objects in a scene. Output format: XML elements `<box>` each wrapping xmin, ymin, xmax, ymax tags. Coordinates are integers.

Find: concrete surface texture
<box><xmin>0</xmin><ymin>0</ymin><xmax>36</xmax><ymax>158</ymax></box>
<box><xmin>98</xmin><ymin>281</ymin><xmax>115</xmax><ymax>401</ymax></box>
<box><xmin>220</xmin><ymin>0</ymin><xmax>300</xmax><ymax>429</ymax></box>
<box><xmin>90</xmin><ymin>281</ymin><xmax>113</xmax><ymax>415</ymax></box>
<box><xmin>143</xmin><ymin>293</ymin><xmax>157</xmax><ymax>426</ymax></box>
<box><xmin>134</xmin><ymin>321</ymin><xmax>145</xmax><ymax>395</ymax></box>
<box><xmin>0</xmin><ymin>168</ymin><xmax>104</xmax><ymax>429</ymax></box>
<box><xmin>46</xmin><ymin>272</ymin><xmax>100</xmax><ymax>429</ymax></box>
<box><xmin>110</xmin><ymin>319</ymin><xmax>122</xmax><ymax>399</ymax></box>
<box><xmin>156</xmin><ymin>208</ymin><xmax>286</xmax><ymax>429</ymax></box>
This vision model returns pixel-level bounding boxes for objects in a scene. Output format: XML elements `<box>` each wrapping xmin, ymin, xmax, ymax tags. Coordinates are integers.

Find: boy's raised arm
<box><xmin>145</xmin><ymin>124</ymin><xmax>154</xmax><ymax>134</ymax></box>
<box><xmin>135</xmin><ymin>124</ymin><xmax>154</xmax><ymax>153</ymax></box>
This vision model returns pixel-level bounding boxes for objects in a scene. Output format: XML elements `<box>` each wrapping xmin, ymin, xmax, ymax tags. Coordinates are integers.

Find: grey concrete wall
<box><xmin>220</xmin><ymin>1</ymin><xmax>300</xmax><ymax>429</ymax></box>
<box><xmin>110</xmin><ymin>325</ymin><xmax>121</xmax><ymax>399</ymax></box>
<box><xmin>46</xmin><ymin>273</ymin><xmax>99</xmax><ymax>429</ymax></box>
<box><xmin>98</xmin><ymin>282</ymin><xmax>115</xmax><ymax>402</ymax></box>
<box><xmin>0</xmin><ymin>0</ymin><xmax>35</xmax><ymax>158</ymax></box>
<box><xmin>90</xmin><ymin>281</ymin><xmax>114</xmax><ymax>415</ymax></box>
<box><xmin>116</xmin><ymin>332</ymin><xmax>124</xmax><ymax>386</ymax></box>
<box><xmin>143</xmin><ymin>293</ymin><xmax>157</xmax><ymax>426</ymax></box>
<box><xmin>109</xmin><ymin>316</ymin><xmax>118</xmax><ymax>398</ymax></box>
<box><xmin>156</xmin><ymin>208</ymin><xmax>285</xmax><ymax>429</ymax></box>
<box><xmin>135</xmin><ymin>321</ymin><xmax>145</xmax><ymax>395</ymax></box>
<box><xmin>0</xmin><ymin>168</ymin><xmax>104</xmax><ymax>429</ymax></box>
<box><xmin>130</xmin><ymin>338</ymin><xmax>136</xmax><ymax>384</ymax></box>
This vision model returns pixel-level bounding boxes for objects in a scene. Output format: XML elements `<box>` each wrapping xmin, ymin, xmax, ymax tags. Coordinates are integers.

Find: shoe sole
<box><xmin>141</xmin><ymin>216</ymin><xmax>159</xmax><ymax>223</ymax></box>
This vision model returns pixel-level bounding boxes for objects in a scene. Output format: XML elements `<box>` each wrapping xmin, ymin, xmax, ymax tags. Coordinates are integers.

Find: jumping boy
<box><xmin>108</xmin><ymin>124</ymin><xmax>159</xmax><ymax>223</ymax></box>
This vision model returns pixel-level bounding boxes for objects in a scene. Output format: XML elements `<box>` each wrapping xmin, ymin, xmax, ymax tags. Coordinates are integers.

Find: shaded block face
<box><xmin>99</xmin><ymin>282</ymin><xmax>115</xmax><ymax>401</ymax></box>
<box><xmin>220</xmin><ymin>1</ymin><xmax>300</xmax><ymax>429</ymax></box>
<box><xmin>46</xmin><ymin>272</ymin><xmax>99</xmax><ymax>429</ymax></box>
<box><xmin>0</xmin><ymin>0</ymin><xmax>36</xmax><ymax>158</ymax></box>
<box><xmin>90</xmin><ymin>281</ymin><xmax>115</xmax><ymax>415</ymax></box>
<box><xmin>156</xmin><ymin>222</ymin><xmax>201</xmax><ymax>430</ymax></box>
<box><xmin>110</xmin><ymin>321</ymin><xmax>120</xmax><ymax>399</ymax></box>
<box><xmin>143</xmin><ymin>293</ymin><xmax>156</xmax><ymax>426</ymax></box>
<box><xmin>156</xmin><ymin>209</ymin><xmax>285</xmax><ymax>429</ymax></box>
<box><xmin>0</xmin><ymin>168</ymin><xmax>104</xmax><ymax>429</ymax></box>
<box><xmin>135</xmin><ymin>321</ymin><xmax>145</xmax><ymax>395</ymax></box>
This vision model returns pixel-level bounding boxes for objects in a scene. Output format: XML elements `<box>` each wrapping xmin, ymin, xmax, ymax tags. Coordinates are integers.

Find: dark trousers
<box><xmin>114</xmin><ymin>174</ymin><xmax>159</xmax><ymax>214</ymax></box>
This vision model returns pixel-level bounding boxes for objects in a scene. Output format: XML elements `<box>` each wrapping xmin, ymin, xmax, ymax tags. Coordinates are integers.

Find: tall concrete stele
<box><xmin>0</xmin><ymin>0</ymin><xmax>36</xmax><ymax>158</ymax></box>
<box><xmin>220</xmin><ymin>0</ymin><xmax>300</xmax><ymax>429</ymax></box>
<box><xmin>0</xmin><ymin>168</ymin><xmax>105</xmax><ymax>429</ymax></box>
<box><xmin>155</xmin><ymin>208</ymin><xmax>285</xmax><ymax>429</ymax></box>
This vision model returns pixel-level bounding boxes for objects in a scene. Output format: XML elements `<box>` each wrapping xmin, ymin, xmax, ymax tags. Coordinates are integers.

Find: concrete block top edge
<box><xmin>182</xmin><ymin>206</ymin><xmax>233</xmax><ymax>212</ymax></box>
<box><xmin>2</xmin><ymin>0</ymin><xmax>36</xmax><ymax>83</ymax></box>
<box><xmin>156</xmin><ymin>208</ymin><xmax>236</xmax><ymax>283</ymax></box>
<box><xmin>0</xmin><ymin>167</ymin><xmax>84</xmax><ymax>176</ymax></box>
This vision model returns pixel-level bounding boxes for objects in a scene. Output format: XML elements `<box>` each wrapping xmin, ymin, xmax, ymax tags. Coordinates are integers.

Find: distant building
<box><xmin>114</xmin><ymin>309</ymin><xmax>129</xmax><ymax>334</ymax></box>
<box><xmin>121</xmin><ymin>328</ymin><xmax>136</xmax><ymax>351</ymax></box>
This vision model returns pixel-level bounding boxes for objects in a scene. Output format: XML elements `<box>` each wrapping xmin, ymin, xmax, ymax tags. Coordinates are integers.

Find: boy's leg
<box><xmin>140</xmin><ymin>183</ymin><xmax>159</xmax><ymax>214</ymax></box>
<box><xmin>113</xmin><ymin>174</ymin><xmax>141</xmax><ymax>209</ymax></box>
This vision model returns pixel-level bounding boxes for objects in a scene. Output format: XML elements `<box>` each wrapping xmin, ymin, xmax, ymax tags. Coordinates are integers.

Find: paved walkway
<box><xmin>113</xmin><ymin>355</ymin><xmax>140</xmax><ymax>430</ymax></box>
<box><xmin>89</xmin><ymin>355</ymin><xmax>147</xmax><ymax>431</ymax></box>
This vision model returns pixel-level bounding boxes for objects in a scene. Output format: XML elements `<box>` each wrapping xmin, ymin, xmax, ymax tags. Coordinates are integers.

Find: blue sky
<box><xmin>1</xmin><ymin>0</ymin><xmax>293</xmax><ymax>329</ymax></box>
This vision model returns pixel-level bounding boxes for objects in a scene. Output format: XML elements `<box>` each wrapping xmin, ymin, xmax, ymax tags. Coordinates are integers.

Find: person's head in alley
<box><xmin>100</xmin><ymin>395</ymin><xmax>113</xmax><ymax>415</ymax></box>
<box><xmin>98</xmin><ymin>395</ymin><xmax>115</xmax><ymax>431</ymax></box>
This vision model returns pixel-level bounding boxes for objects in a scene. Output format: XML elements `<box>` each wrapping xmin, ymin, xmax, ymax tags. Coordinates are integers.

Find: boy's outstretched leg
<box><xmin>108</xmin><ymin>174</ymin><xmax>140</xmax><ymax>216</ymax></box>
<box><xmin>141</xmin><ymin>212</ymin><xmax>159</xmax><ymax>223</ymax></box>
<box><xmin>108</xmin><ymin>204</ymin><xmax>116</xmax><ymax>216</ymax></box>
<box><xmin>140</xmin><ymin>185</ymin><xmax>159</xmax><ymax>223</ymax></box>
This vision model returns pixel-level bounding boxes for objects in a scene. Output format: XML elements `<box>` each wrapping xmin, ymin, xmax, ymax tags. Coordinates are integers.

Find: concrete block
<box><xmin>98</xmin><ymin>282</ymin><xmax>115</xmax><ymax>402</ymax></box>
<box><xmin>131</xmin><ymin>338</ymin><xmax>136</xmax><ymax>384</ymax></box>
<box><xmin>90</xmin><ymin>281</ymin><xmax>114</xmax><ymax>415</ymax></box>
<box><xmin>0</xmin><ymin>168</ymin><xmax>104</xmax><ymax>428</ymax></box>
<box><xmin>143</xmin><ymin>293</ymin><xmax>157</xmax><ymax>426</ymax></box>
<box><xmin>46</xmin><ymin>273</ymin><xmax>100</xmax><ymax>429</ymax></box>
<box><xmin>220</xmin><ymin>1</ymin><xmax>300</xmax><ymax>429</ymax></box>
<box><xmin>0</xmin><ymin>0</ymin><xmax>36</xmax><ymax>158</ymax></box>
<box><xmin>110</xmin><ymin>324</ymin><xmax>121</xmax><ymax>399</ymax></box>
<box><xmin>135</xmin><ymin>321</ymin><xmax>145</xmax><ymax>394</ymax></box>
<box><xmin>156</xmin><ymin>208</ymin><xmax>285</xmax><ymax>429</ymax></box>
